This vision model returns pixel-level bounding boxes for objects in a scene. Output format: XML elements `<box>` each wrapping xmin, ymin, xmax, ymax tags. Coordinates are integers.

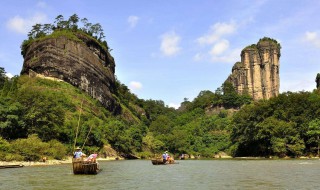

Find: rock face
<box><xmin>225</xmin><ymin>38</ymin><xmax>280</xmax><ymax>100</ymax></box>
<box><xmin>316</xmin><ymin>73</ymin><xmax>320</xmax><ymax>89</ymax></box>
<box><xmin>21</xmin><ymin>33</ymin><xmax>120</xmax><ymax>113</ymax></box>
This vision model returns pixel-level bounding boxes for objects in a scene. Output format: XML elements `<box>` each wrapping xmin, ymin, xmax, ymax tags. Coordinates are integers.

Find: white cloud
<box><xmin>193</xmin><ymin>53</ymin><xmax>205</xmax><ymax>62</ymax></box>
<box><xmin>210</xmin><ymin>48</ymin><xmax>241</xmax><ymax>63</ymax></box>
<box><xmin>196</xmin><ymin>21</ymin><xmax>236</xmax><ymax>45</ymax></box>
<box><xmin>6</xmin><ymin>12</ymin><xmax>47</xmax><ymax>34</ymax></box>
<box><xmin>210</xmin><ymin>39</ymin><xmax>229</xmax><ymax>56</ymax></box>
<box><xmin>5</xmin><ymin>73</ymin><xmax>14</xmax><ymax>78</ymax></box>
<box><xmin>128</xmin><ymin>15</ymin><xmax>139</xmax><ymax>28</ymax></box>
<box><xmin>304</xmin><ymin>31</ymin><xmax>320</xmax><ymax>48</ymax></box>
<box><xmin>160</xmin><ymin>31</ymin><xmax>181</xmax><ymax>56</ymax></box>
<box><xmin>36</xmin><ymin>1</ymin><xmax>47</xmax><ymax>8</ymax></box>
<box><xmin>129</xmin><ymin>81</ymin><xmax>142</xmax><ymax>90</ymax></box>
<box><xmin>194</xmin><ymin>20</ymin><xmax>239</xmax><ymax>64</ymax></box>
<box><xmin>168</xmin><ymin>103</ymin><xmax>179</xmax><ymax>109</ymax></box>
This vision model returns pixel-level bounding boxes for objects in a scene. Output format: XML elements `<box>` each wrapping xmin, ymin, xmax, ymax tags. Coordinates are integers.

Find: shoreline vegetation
<box><xmin>1</xmin><ymin>156</ymin><xmax>319</xmax><ymax>167</ymax></box>
<box><xmin>0</xmin><ymin>156</ymin><xmax>122</xmax><ymax>167</ymax></box>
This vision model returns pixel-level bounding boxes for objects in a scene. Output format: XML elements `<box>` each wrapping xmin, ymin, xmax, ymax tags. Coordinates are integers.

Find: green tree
<box><xmin>307</xmin><ymin>119</ymin><xmax>320</xmax><ymax>157</ymax></box>
<box><xmin>28</xmin><ymin>24</ymin><xmax>45</xmax><ymax>39</ymax></box>
<box><xmin>149</xmin><ymin>115</ymin><xmax>174</xmax><ymax>136</ymax></box>
<box><xmin>54</xmin><ymin>15</ymin><xmax>65</xmax><ymax>29</ymax></box>
<box><xmin>142</xmin><ymin>132</ymin><xmax>165</xmax><ymax>153</ymax></box>
<box><xmin>0</xmin><ymin>67</ymin><xmax>6</xmax><ymax>88</ymax></box>
<box><xmin>191</xmin><ymin>90</ymin><xmax>216</xmax><ymax>109</ymax></box>
<box><xmin>11</xmin><ymin>134</ymin><xmax>48</xmax><ymax>161</ymax></box>
<box><xmin>68</xmin><ymin>14</ymin><xmax>79</xmax><ymax>30</ymax></box>
<box><xmin>81</xmin><ymin>17</ymin><xmax>92</xmax><ymax>33</ymax></box>
<box><xmin>0</xmin><ymin>97</ymin><xmax>26</xmax><ymax>140</ymax></box>
<box><xmin>17</xmin><ymin>87</ymin><xmax>66</xmax><ymax>141</ymax></box>
<box><xmin>46</xmin><ymin>139</ymin><xmax>67</xmax><ymax>160</ymax></box>
<box><xmin>43</xmin><ymin>24</ymin><xmax>54</xmax><ymax>34</ymax></box>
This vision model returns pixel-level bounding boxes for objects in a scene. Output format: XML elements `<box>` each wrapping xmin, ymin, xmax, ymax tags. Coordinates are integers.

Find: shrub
<box><xmin>11</xmin><ymin>134</ymin><xmax>48</xmax><ymax>161</ymax></box>
<box><xmin>46</xmin><ymin>139</ymin><xmax>67</xmax><ymax>160</ymax></box>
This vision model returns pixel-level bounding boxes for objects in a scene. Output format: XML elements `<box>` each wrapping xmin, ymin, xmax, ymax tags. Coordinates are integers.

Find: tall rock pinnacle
<box><xmin>225</xmin><ymin>37</ymin><xmax>280</xmax><ymax>100</ymax></box>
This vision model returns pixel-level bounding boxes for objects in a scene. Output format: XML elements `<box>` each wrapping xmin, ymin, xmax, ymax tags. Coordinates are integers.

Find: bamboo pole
<box><xmin>73</xmin><ymin>99</ymin><xmax>84</xmax><ymax>151</ymax></box>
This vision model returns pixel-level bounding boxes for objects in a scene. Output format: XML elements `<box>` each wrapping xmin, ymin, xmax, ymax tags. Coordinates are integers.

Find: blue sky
<box><xmin>1</xmin><ymin>0</ymin><xmax>320</xmax><ymax>108</ymax></box>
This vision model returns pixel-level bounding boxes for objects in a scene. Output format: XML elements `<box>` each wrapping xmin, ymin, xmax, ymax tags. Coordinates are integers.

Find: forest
<box><xmin>1</xmin><ymin>14</ymin><xmax>320</xmax><ymax>161</ymax></box>
<box><xmin>1</xmin><ymin>66</ymin><xmax>320</xmax><ymax>161</ymax></box>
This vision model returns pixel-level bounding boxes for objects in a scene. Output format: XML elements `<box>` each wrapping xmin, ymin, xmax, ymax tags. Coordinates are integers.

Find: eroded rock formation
<box><xmin>316</xmin><ymin>73</ymin><xmax>320</xmax><ymax>89</ymax></box>
<box><xmin>225</xmin><ymin>38</ymin><xmax>280</xmax><ymax>100</ymax></box>
<box><xmin>21</xmin><ymin>33</ymin><xmax>120</xmax><ymax>113</ymax></box>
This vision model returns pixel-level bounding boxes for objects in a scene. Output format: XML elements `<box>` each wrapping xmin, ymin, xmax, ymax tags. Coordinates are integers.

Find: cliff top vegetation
<box><xmin>243</xmin><ymin>37</ymin><xmax>281</xmax><ymax>52</ymax></box>
<box><xmin>21</xmin><ymin>14</ymin><xmax>111</xmax><ymax>56</ymax></box>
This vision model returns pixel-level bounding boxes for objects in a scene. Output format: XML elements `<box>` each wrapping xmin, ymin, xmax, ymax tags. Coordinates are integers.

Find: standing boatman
<box><xmin>162</xmin><ymin>151</ymin><xmax>168</xmax><ymax>163</ymax></box>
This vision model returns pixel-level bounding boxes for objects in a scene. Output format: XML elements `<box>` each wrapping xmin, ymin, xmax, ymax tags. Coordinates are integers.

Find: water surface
<box><xmin>0</xmin><ymin>159</ymin><xmax>319</xmax><ymax>189</ymax></box>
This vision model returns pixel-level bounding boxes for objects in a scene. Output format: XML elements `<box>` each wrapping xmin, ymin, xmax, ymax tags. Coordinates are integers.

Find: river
<box><xmin>0</xmin><ymin>159</ymin><xmax>319</xmax><ymax>190</ymax></box>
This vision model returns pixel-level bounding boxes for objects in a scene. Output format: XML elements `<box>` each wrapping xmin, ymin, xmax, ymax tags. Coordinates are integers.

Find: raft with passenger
<box><xmin>72</xmin><ymin>157</ymin><xmax>100</xmax><ymax>175</ymax></box>
<box><xmin>151</xmin><ymin>159</ymin><xmax>177</xmax><ymax>165</ymax></box>
<box><xmin>152</xmin><ymin>151</ymin><xmax>178</xmax><ymax>165</ymax></box>
<box><xmin>72</xmin><ymin>100</ymin><xmax>101</xmax><ymax>175</ymax></box>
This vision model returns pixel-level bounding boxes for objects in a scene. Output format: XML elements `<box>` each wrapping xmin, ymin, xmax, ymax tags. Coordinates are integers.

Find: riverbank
<box><xmin>0</xmin><ymin>156</ymin><xmax>123</xmax><ymax>167</ymax></box>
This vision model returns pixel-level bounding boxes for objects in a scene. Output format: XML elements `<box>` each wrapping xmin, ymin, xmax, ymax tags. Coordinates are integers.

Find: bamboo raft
<box><xmin>151</xmin><ymin>159</ymin><xmax>177</xmax><ymax>165</ymax></box>
<box><xmin>0</xmin><ymin>164</ymin><xmax>24</xmax><ymax>169</ymax></box>
<box><xmin>72</xmin><ymin>158</ymin><xmax>100</xmax><ymax>174</ymax></box>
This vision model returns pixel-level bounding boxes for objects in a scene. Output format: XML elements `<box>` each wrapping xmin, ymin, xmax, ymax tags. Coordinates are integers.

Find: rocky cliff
<box><xmin>225</xmin><ymin>37</ymin><xmax>280</xmax><ymax>100</ymax></box>
<box><xmin>21</xmin><ymin>32</ymin><xmax>120</xmax><ymax>113</ymax></box>
<box><xmin>316</xmin><ymin>73</ymin><xmax>320</xmax><ymax>89</ymax></box>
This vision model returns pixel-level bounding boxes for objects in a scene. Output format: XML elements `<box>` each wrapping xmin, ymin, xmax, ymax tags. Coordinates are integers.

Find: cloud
<box><xmin>128</xmin><ymin>15</ymin><xmax>139</xmax><ymax>28</ymax></box>
<box><xmin>36</xmin><ymin>1</ymin><xmax>47</xmax><ymax>8</ymax></box>
<box><xmin>129</xmin><ymin>81</ymin><xmax>143</xmax><ymax>90</ymax></box>
<box><xmin>196</xmin><ymin>21</ymin><xmax>236</xmax><ymax>45</ymax></box>
<box><xmin>160</xmin><ymin>31</ymin><xmax>181</xmax><ymax>56</ymax></box>
<box><xmin>210</xmin><ymin>48</ymin><xmax>241</xmax><ymax>63</ymax></box>
<box><xmin>304</xmin><ymin>31</ymin><xmax>320</xmax><ymax>48</ymax></box>
<box><xmin>210</xmin><ymin>39</ymin><xmax>229</xmax><ymax>55</ymax></box>
<box><xmin>168</xmin><ymin>103</ymin><xmax>180</xmax><ymax>109</ymax></box>
<box><xmin>5</xmin><ymin>73</ymin><xmax>14</xmax><ymax>78</ymax></box>
<box><xmin>194</xmin><ymin>21</ymin><xmax>240</xmax><ymax>64</ymax></box>
<box><xmin>6</xmin><ymin>12</ymin><xmax>47</xmax><ymax>34</ymax></box>
<box><xmin>193</xmin><ymin>53</ymin><xmax>205</xmax><ymax>62</ymax></box>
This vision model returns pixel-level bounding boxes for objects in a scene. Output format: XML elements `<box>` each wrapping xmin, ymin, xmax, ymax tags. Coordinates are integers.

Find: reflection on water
<box><xmin>0</xmin><ymin>159</ymin><xmax>319</xmax><ymax>190</ymax></box>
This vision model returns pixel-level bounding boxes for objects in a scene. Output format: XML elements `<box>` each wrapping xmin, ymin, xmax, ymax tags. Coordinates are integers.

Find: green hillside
<box><xmin>2</xmin><ymin>68</ymin><xmax>320</xmax><ymax>160</ymax></box>
<box><xmin>0</xmin><ymin>74</ymin><xmax>147</xmax><ymax>160</ymax></box>
<box><xmin>0</xmin><ymin>70</ymin><xmax>241</xmax><ymax>161</ymax></box>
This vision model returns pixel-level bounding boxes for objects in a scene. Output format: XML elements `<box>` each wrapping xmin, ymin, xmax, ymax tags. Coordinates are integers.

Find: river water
<box><xmin>1</xmin><ymin>159</ymin><xmax>319</xmax><ymax>190</ymax></box>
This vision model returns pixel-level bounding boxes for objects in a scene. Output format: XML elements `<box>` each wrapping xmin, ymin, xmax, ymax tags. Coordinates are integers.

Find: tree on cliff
<box><xmin>22</xmin><ymin>14</ymin><xmax>109</xmax><ymax>55</ymax></box>
<box><xmin>316</xmin><ymin>73</ymin><xmax>320</xmax><ymax>89</ymax></box>
<box><xmin>54</xmin><ymin>15</ymin><xmax>65</xmax><ymax>29</ymax></box>
<box><xmin>68</xmin><ymin>14</ymin><xmax>79</xmax><ymax>30</ymax></box>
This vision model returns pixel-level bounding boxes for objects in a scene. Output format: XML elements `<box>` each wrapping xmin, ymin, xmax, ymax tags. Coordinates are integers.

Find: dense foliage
<box><xmin>0</xmin><ymin>66</ymin><xmax>248</xmax><ymax>160</ymax></box>
<box><xmin>1</xmin><ymin>64</ymin><xmax>320</xmax><ymax>160</ymax></box>
<box><xmin>231</xmin><ymin>90</ymin><xmax>320</xmax><ymax>157</ymax></box>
